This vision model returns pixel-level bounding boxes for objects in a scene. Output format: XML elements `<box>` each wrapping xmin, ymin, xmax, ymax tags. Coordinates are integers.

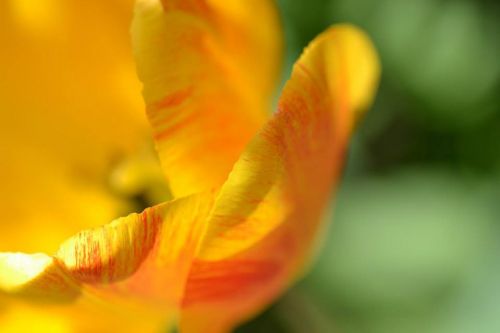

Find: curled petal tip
<box><xmin>300</xmin><ymin>24</ymin><xmax>380</xmax><ymax>124</ymax></box>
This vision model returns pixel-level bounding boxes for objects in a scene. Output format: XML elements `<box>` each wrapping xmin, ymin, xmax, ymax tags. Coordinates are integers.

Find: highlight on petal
<box><xmin>0</xmin><ymin>253</ymin><xmax>79</xmax><ymax>302</ymax></box>
<box><xmin>132</xmin><ymin>0</ymin><xmax>283</xmax><ymax>197</ymax></box>
<box><xmin>180</xmin><ymin>24</ymin><xmax>380</xmax><ymax>332</ymax></box>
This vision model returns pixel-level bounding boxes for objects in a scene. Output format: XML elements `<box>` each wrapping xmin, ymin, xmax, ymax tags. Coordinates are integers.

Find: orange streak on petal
<box><xmin>149</xmin><ymin>86</ymin><xmax>194</xmax><ymax>116</ymax></box>
<box><xmin>182</xmin><ymin>259</ymin><xmax>280</xmax><ymax>306</ymax></box>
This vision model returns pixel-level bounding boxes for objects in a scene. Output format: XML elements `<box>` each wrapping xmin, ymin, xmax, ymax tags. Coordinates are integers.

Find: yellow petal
<box><xmin>1</xmin><ymin>192</ymin><xmax>214</xmax><ymax>331</ymax></box>
<box><xmin>0</xmin><ymin>301</ymin><xmax>167</xmax><ymax>333</ymax></box>
<box><xmin>180</xmin><ymin>25</ymin><xmax>380</xmax><ymax>332</ymax></box>
<box><xmin>132</xmin><ymin>0</ymin><xmax>283</xmax><ymax>197</ymax></box>
<box><xmin>0</xmin><ymin>0</ymin><xmax>151</xmax><ymax>253</ymax></box>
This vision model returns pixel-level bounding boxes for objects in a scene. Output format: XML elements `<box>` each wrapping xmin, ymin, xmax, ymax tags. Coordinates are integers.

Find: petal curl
<box><xmin>1</xmin><ymin>192</ymin><xmax>214</xmax><ymax>331</ymax></box>
<box><xmin>180</xmin><ymin>25</ymin><xmax>380</xmax><ymax>332</ymax></box>
<box><xmin>132</xmin><ymin>0</ymin><xmax>283</xmax><ymax>197</ymax></box>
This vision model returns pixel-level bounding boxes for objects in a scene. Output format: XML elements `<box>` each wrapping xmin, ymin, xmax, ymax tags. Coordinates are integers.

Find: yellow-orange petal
<box><xmin>131</xmin><ymin>0</ymin><xmax>283</xmax><ymax>197</ymax></box>
<box><xmin>0</xmin><ymin>192</ymin><xmax>214</xmax><ymax>331</ymax></box>
<box><xmin>180</xmin><ymin>25</ymin><xmax>380</xmax><ymax>332</ymax></box>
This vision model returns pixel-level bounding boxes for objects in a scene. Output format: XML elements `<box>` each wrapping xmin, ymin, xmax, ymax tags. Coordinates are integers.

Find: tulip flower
<box><xmin>0</xmin><ymin>0</ymin><xmax>380</xmax><ymax>332</ymax></box>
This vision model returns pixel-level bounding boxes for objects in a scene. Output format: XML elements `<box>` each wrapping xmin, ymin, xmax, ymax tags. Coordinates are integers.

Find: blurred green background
<box><xmin>238</xmin><ymin>0</ymin><xmax>500</xmax><ymax>332</ymax></box>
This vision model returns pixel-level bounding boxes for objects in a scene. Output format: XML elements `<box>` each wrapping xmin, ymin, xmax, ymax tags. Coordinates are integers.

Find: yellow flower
<box><xmin>0</xmin><ymin>0</ymin><xmax>380</xmax><ymax>332</ymax></box>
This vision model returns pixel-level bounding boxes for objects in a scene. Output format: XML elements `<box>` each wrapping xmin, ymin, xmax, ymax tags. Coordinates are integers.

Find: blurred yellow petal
<box><xmin>0</xmin><ymin>301</ymin><xmax>168</xmax><ymax>333</ymax></box>
<box><xmin>0</xmin><ymin>305</ymin><xmax>71</xmax><ymax>333</ymax></box>
<box><xmin>132</xmin><ymin>0</ymin><xmax>283</xmax><ymax>197</ymax></box>
<box><xmin>180</xmin><ymin>25</ymin><xmax>380</xmax><ymax>331</ymax></box>
<box><xmin>0</xmin><ymin>0</ymin><xmax>153</xmax><ymax>253</ymax></box>
<box><xmin>1</xmin><ymin>192</ymin><xmax>214</xmax><ymax>332</ymax></box>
